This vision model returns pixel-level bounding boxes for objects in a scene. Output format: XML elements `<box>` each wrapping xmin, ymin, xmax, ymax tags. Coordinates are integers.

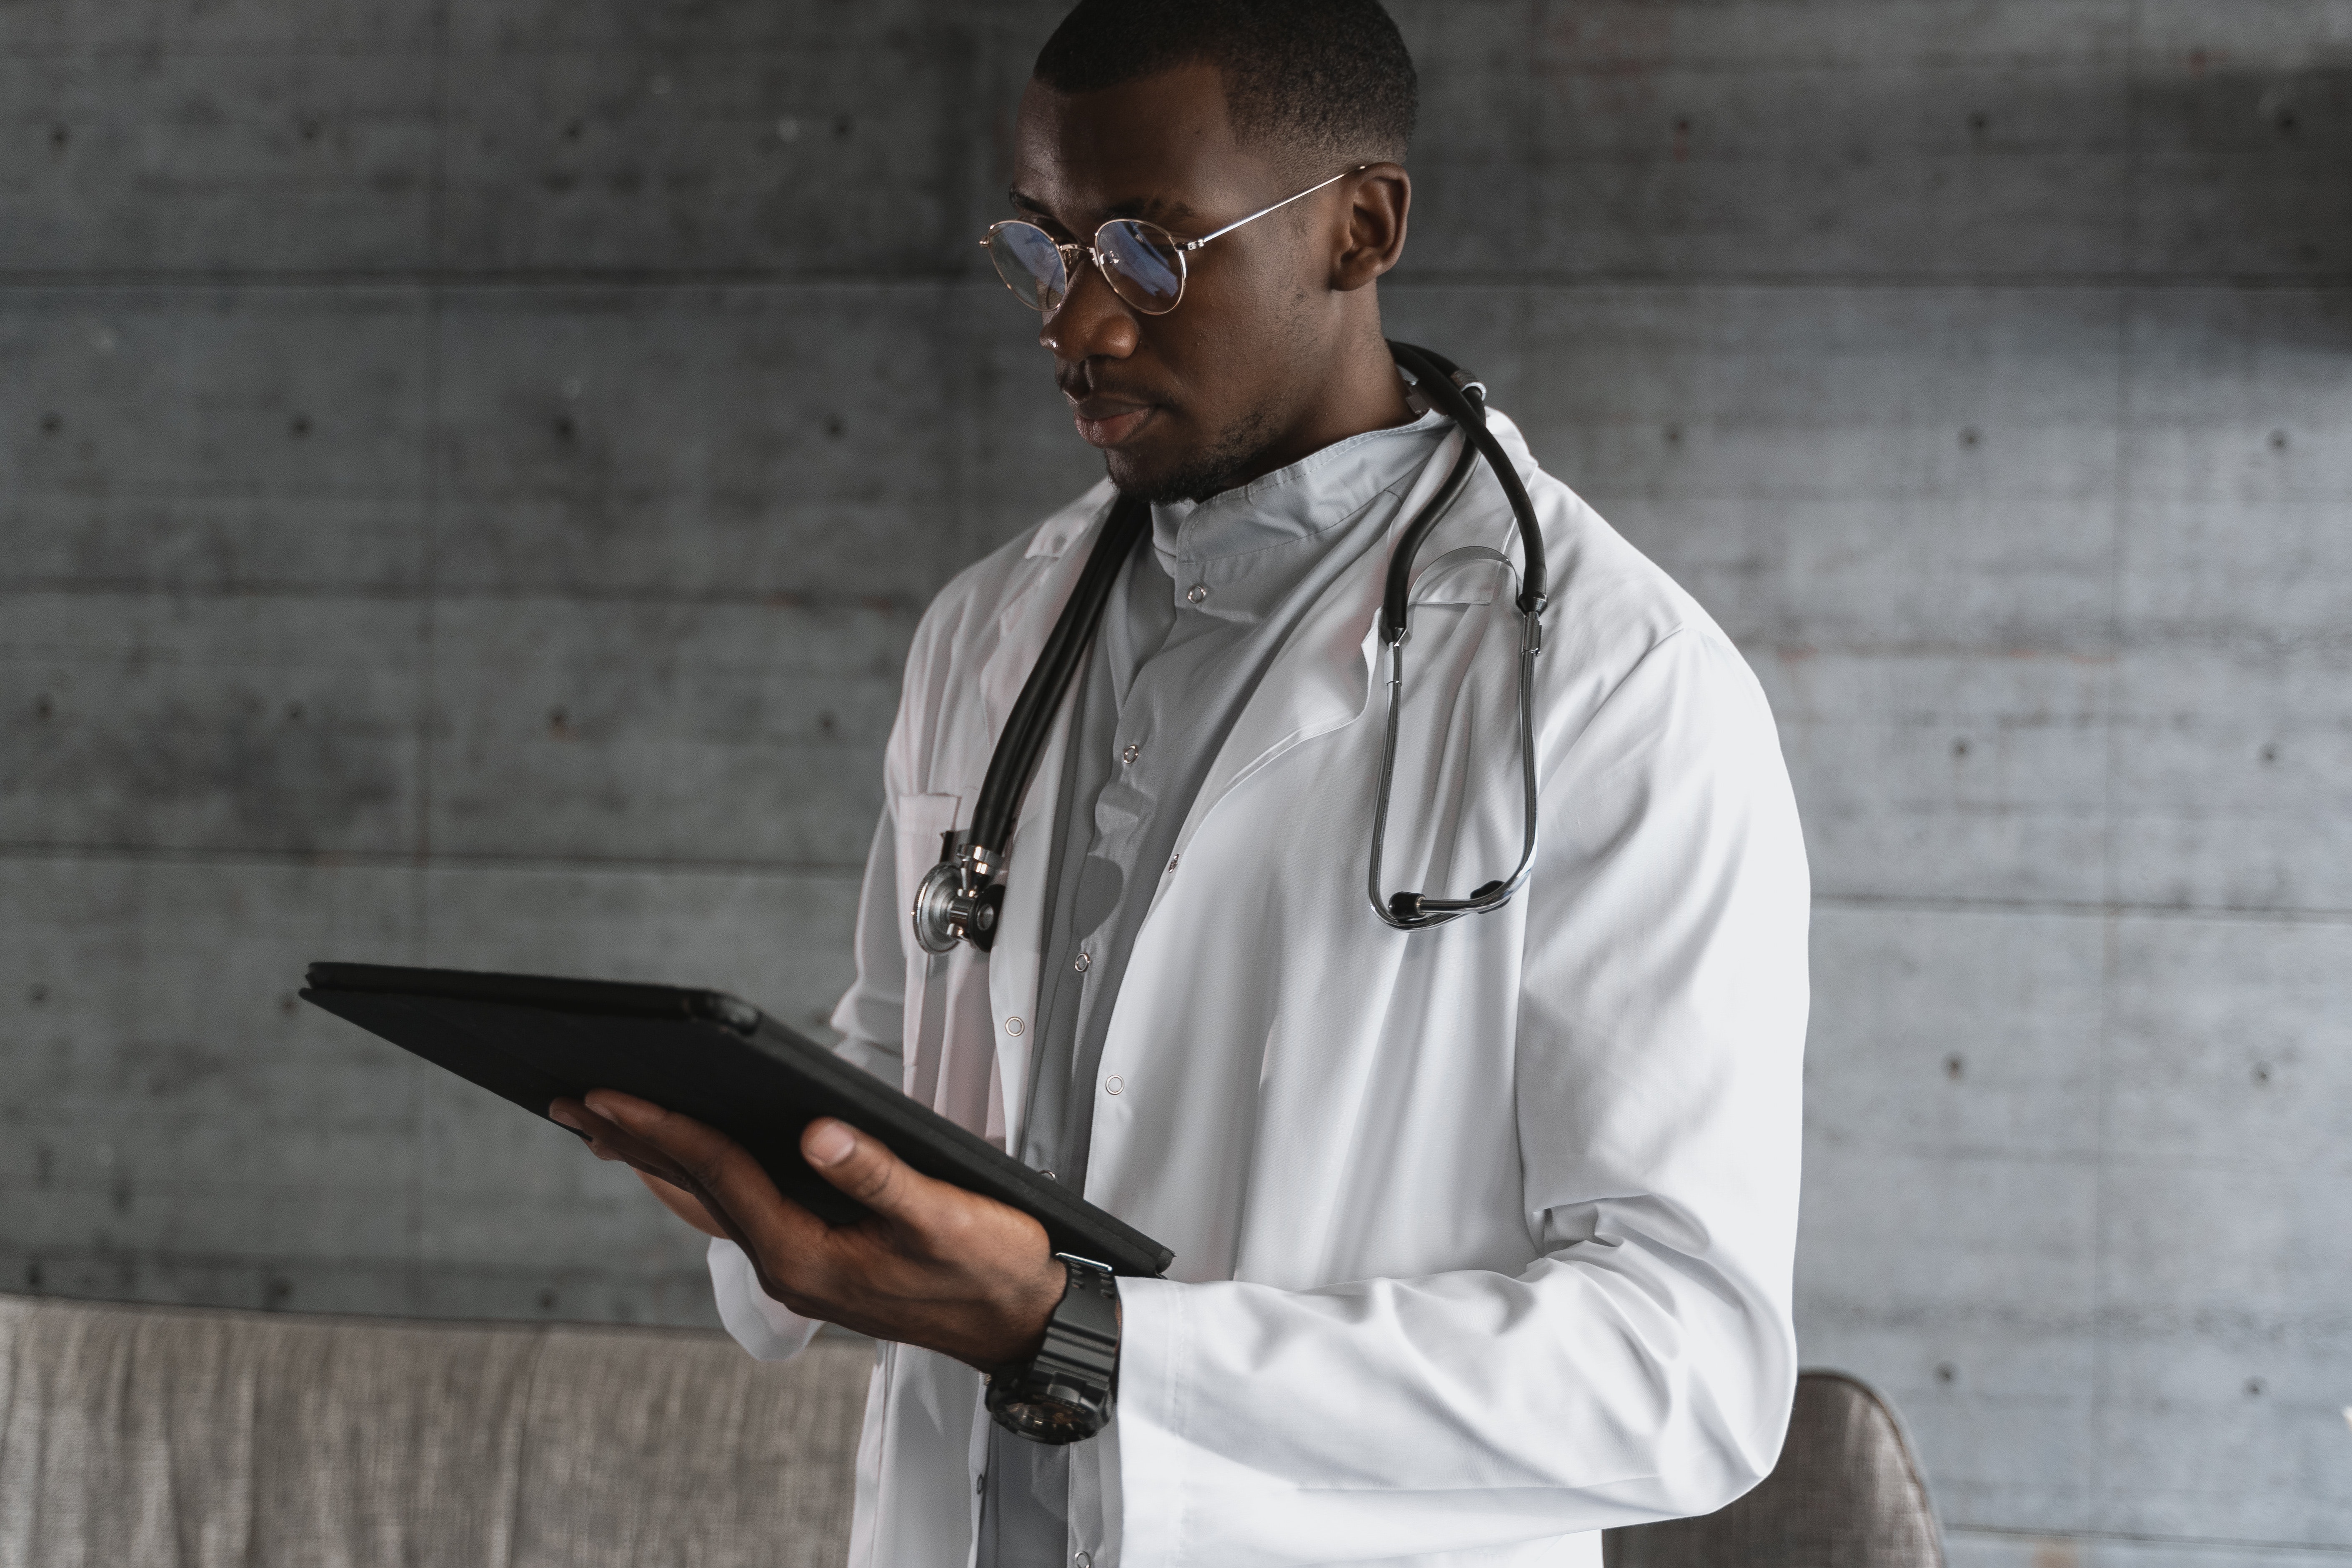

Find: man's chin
<box><xmin>1101</xmin><ymin>448</ymin><xmax>1197</xmax><ymax>506</ymax></box>
<box><xmin>1102</xmin><ymin>417</ymin><xmax>1274</xmax><ymax>507</ymax></box>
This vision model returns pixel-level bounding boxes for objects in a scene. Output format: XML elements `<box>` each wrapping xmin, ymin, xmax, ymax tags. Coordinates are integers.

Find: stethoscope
<box><xmin>911</xmin><ymin>340</ymin><xmax>1548</xmax><ymax>956</ymax></box>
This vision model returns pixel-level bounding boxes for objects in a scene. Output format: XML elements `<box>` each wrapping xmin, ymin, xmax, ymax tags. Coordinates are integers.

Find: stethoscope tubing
<box><xmin>1366</xmin><ymin>342</ymin><xmax>1549</xmax><ymax>930</ymax></box>
<box><xmin>915</xmin><ymin>342</ymin><xmax>1551</xmax><ymax>956</ymax></box>
<box><xmin>967</xmin><ymin>493</ymin><xmax>1153</xmax><ymax>859</ymax></box>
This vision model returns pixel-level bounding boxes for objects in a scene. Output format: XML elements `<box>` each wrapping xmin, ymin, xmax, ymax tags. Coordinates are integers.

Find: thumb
<box><xmin>802</xmin><ymin>1118</ymin><xmax>922</xmax><ymax>1220</ymax></box>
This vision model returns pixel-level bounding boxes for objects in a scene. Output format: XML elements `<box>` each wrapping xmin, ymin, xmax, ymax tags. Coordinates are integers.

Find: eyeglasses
<box><xmin>980</xmin><ymin>166</ymin><xmax>1366</xmax><ymax>318</ymax></box>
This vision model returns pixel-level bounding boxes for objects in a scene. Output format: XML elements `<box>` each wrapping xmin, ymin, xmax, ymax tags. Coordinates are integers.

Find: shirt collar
<box><xmin>1148</xmin><ymin>407</ymin><xmax>1450</xmax><ymax>571</ymax></box>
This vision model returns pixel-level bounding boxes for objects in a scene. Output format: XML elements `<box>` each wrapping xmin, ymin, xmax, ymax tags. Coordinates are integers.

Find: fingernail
<box><xmin>805</xmin><ymin>1120</ymin><xmax>855</xmax><ymax>1166</ymax></box>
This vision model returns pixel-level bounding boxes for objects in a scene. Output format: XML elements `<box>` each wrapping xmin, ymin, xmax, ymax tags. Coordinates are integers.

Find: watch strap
<box><xmin>985</xmin><ymin>1253</ymin><xmax>1119</xmax><ymax>1443</ymax></box>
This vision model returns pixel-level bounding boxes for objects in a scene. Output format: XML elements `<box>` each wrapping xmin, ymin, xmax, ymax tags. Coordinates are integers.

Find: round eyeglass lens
<box><xmin>1096</xmin><ymin>220</ymin><xmax>1186</xmax><ymax>314</ymax></box>
<box><xmin>987</xmin><ymin>223</ymin><xmax>1068</xmax><ymax>313</ymax></box>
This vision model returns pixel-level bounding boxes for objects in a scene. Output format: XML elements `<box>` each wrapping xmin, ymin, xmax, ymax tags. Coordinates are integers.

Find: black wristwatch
<box><xmin>986</xmin><ymin>1253</ymin><xmax>1120</xmax><ymax>1444</ymax></box>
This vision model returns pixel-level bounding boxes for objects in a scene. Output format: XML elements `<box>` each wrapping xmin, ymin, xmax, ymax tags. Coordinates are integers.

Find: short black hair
<box><xmin>1033</xmin><ymin>0</ymin><xmax>1417</xmax><ymax>169</ymax></box>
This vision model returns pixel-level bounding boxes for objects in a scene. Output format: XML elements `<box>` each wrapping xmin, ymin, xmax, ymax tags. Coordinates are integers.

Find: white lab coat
<box><xmin>711</xmin><ymin>409</ymin><xmax>1811</xmax><ymax>1567</ymax></box>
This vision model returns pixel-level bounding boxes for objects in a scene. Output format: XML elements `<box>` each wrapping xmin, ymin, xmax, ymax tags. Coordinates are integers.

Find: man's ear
<box><xmin>1333</xmin><ymin>164</ymin><xmax>1410</xmax><ymax>292</ymax></box>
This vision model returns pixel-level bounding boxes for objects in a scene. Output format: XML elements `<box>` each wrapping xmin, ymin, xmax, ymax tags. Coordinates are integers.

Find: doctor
<box><xmin>550</xmin><ymin>1</ymin><xmax>1810</xmax><ymax>1563</ymax></box>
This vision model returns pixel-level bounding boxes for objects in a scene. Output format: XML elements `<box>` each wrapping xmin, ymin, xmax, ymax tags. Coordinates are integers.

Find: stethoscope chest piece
<box><xmin>913</xmin><ymin>835</ymin><xmax>1006</xmax><ymax>954</ymax></box>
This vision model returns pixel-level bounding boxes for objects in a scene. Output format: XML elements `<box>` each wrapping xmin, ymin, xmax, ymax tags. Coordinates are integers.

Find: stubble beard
<box><xmin>1106</xmin><ymin>403</ymin><xmax>1281</xmax><ymax>506</ymax></box>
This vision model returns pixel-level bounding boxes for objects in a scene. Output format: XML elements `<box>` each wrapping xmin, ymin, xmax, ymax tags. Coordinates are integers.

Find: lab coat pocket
<box><xmin>892</xmin><ymin>792</ymin><xmax>965</xmax><ymax>1100</ymax></box>
<box><xmin>891</xmin><ymin>791</ymin><xmax>965</xmax><ymax>928</ymax></box>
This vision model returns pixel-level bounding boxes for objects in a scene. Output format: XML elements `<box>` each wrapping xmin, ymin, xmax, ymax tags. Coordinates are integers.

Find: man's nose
<box><xmin>1041</xmin><ymin>255</ymin><xmax>1138</xmax><ymax>365</ymax></box>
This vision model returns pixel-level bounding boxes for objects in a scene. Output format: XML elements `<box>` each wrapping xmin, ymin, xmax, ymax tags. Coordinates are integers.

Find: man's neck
<box><xmin>1230</xmin><ymin>330</ymin><xmax>1417</xmax><ymax>492</ymax></box>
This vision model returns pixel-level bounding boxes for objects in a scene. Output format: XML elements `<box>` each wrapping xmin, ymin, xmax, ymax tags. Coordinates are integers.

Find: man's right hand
<box><xmin>631</xmin><ymin>1166</ymin><xmax>728</xmax><ymax>1239</ymax></box>
<box><xmin>550</xmin><ymin>1090</ymin><xmax>1066</xmax><ymax>1371</ymax></box>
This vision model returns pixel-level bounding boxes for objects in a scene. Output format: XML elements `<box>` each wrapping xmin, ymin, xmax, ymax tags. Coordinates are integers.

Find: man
<box><xmin>551</xmin><ymin>2</ymin><xmax>1810</xmax><ymax>1563</ymax></box>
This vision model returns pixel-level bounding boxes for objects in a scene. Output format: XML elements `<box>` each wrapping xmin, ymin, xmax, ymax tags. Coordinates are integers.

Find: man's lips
<box><xmin>1069</xmin><ymin>398</ymin><xmax>1156</xmax><ymax>448</ymax></box>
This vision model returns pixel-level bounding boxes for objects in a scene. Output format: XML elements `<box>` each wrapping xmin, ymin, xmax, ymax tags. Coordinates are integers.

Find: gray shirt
<box><xmin>978</xmin><ymin>408</ymin><xmax>1449</xmax><ymax>1566</ymax></box>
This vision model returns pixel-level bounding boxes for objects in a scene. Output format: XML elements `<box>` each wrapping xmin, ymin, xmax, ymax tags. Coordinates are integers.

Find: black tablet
<box><xmin>301</xmin><ymin>962</ymin><xmax>1173</xmax><ymax>1278</ymax></box>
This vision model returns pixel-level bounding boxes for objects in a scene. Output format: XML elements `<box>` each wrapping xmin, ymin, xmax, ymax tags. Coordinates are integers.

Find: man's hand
<box><xmin>548</xmin><ymin>1090</ymin><xmax>1066</xmax><ymax>1371</ymax></box>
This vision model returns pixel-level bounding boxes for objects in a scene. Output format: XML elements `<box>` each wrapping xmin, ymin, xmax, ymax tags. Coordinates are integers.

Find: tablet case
<box><xmin>300</xmin><ymin>962</ymin><xmax>1173</xmax><ymax>1278</ymax></box>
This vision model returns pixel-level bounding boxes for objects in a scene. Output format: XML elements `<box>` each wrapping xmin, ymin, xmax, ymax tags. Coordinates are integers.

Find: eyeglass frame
<box><xmin>979</xmin><ymin>164</ymin><xmax>1371</xmax><ymax>317</ymax></box>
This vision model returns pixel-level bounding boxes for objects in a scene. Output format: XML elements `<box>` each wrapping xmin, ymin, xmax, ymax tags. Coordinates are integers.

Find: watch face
<box><xmin>986</xmin><ymin>1373</ymin><xmax>1110</xmax><ymax>1444</ymax></box>
<box><xmin>992</xmin><ymin>1395</ymin><xmax>1098</xmax><ymax>1442</ymax></box>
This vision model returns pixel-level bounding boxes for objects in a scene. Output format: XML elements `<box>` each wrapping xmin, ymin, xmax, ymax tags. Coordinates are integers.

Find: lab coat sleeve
<box><xmin>708</xmin><ymin>803</ymin><xmax>909</xmax><ymax>1361</ymax></box>
<box><xmin>1113</xmin><ymin>625</ymin><xmax>1811</xmax><ymax>1565</ymax></box>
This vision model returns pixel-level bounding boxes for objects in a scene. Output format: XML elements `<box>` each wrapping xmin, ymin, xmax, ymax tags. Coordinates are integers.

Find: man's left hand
<box><xmin>548</xmin><ymin>1090</ymin><xmax>1067</xmax><ymax>1371</ymax></box>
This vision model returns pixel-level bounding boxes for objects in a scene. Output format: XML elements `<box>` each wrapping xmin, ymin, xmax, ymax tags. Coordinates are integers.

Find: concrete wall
<box><xmin>4</xmin><ymin>2</ymin><xmax>2347</xmax><ymax>1562</ymax></box>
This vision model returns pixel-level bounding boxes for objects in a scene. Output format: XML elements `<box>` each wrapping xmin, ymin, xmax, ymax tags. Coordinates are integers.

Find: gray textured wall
<box><xmin>4</xmin><ymin>3</ymin><xmax>2348</xmax><ymax>1564</ymax></box>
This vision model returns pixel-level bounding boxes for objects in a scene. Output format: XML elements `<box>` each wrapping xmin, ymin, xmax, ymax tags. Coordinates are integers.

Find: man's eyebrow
<box><xmin>1004</xmin><ymin>187</ymin><xmax>1202</xmax><ymax>231</ymax></box>
<box><xmin>1101</xmin><ymin>195</ymin><xmax>1199</xmax><ymax>226</ymax></box>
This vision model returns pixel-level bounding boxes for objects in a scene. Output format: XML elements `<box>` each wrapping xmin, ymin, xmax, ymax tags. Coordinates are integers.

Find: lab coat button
<box><xmin>1121</xmin><ymin>742</ymin><xmax>1140</xmax><ymax>764</ymax></box>
<box><xmin>1104</xmin><ymin>1075</ymin><xmax>1123</xmax><ymax>1095</ymax></box>
<box><xmin>1004</xmin><ymin>1016</ymin><xmax>1024</xmax><ymax>1037</ymax></box>
<box><xmin>1073</xmin><ymin>951</ymin><xmax>1091</xmax><ymax>973</ymax></box>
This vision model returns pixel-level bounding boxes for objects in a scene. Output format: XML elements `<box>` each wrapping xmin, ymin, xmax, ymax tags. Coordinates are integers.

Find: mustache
<box><xmin>1056</xmin><ymin>365</ymin><xmax>1165</xmax><ymax>406</ymax></box>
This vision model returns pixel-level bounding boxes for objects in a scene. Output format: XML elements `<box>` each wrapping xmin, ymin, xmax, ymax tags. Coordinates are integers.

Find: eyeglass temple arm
<box><xmin>1179</xmin><ymin>165</ymin><xmax>1369</xmax><ymax>252</ymax></box>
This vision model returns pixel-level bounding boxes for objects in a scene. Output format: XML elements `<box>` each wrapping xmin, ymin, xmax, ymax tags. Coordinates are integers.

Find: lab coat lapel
<box><xmin>977</xmin><ymin>483</ymin><xmax>1113</xmax><ymax>1150</ymax></box>
<box><xmin>978</xmin><ymin>480</ymin><xmax>1113</xmax><ymax>741</ymax></box>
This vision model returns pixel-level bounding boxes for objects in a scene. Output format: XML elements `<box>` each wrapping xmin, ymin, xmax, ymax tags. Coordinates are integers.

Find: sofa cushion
<box><xmin>0</xmin><ymin>1294</ymin><xmax>867</xmax><ymax>1568</ymax></box>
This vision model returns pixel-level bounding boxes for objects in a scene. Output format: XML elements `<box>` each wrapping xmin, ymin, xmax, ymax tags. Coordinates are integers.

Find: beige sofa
<box><xmin>3</xmin><ymin>1293</ymin><xmax>1943</xmax><ymax>1568</ymax></box>
<box><xmin>0</xmin><ymin>1293</ymin><xmax>868</xmax><ymax>1568</ymax></box>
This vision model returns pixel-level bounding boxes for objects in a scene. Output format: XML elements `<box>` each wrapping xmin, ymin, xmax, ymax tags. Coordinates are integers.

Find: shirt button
<box><xmin>1073</xmin><ymin>951</ymin><xmax>1091</xmax><ymax>973</ymax></box>
<box><xmin>976</xmin><ymin>1473</ymin><xmax>986</xmax><ymax>1495</ymax></box>
<box><xmin>1078</xmin><ymin>1555</ymin><xmax>1093</xmax><ymax>1568</ymax></box>
<box><xmin>1121</xmin><ymin>741</ymin><xmax>1141</xmax><ymax>764</ymax></box>
<box><xmin>1185</xmin><ymin>584</ymin><xmax>1209</xmax><ymax>604</ymax></box>
<box><xmin>1004</xmin><ymin>1016</ymin><xmax>1025</xmax><ymax>1037</ymax></box>
<box><xmin>1104</xmin><ymin>1075</ymin><xmax>1123</xmax><ymax>1095</ymax></box>
<box><xmin>1166</xmin><ymin>853</ymin><xmax>1180</xmax><ymax>871</ymax></box>
<box><xmin>1040</xmin><ymin>1169</ymin><xmax>1058</xmax><ymax>1183</ymax></box>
